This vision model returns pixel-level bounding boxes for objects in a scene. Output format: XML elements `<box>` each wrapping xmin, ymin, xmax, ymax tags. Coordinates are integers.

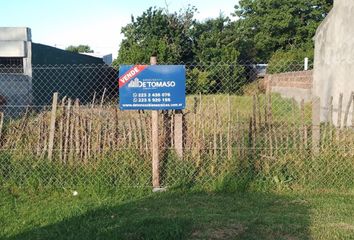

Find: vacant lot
<box><xmin>1</xmin><ymin>188</ymin><xmax>354</xmax><ymax>240</ymax></box>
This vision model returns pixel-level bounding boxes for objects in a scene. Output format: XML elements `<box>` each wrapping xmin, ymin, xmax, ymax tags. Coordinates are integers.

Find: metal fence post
<box><xmin>304</xmin><ymin>57</ymin><xmax>309</xmax><ymax>71</ymax></box>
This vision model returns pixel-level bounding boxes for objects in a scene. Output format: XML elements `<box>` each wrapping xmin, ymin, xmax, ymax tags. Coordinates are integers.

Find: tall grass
<box><xmin>0</xmin><ymin>93</ymin><xmax>353</xmax><ymax>192</ymax></box>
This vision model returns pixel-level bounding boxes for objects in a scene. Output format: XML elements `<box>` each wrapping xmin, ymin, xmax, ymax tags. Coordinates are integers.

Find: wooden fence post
<box><xmin>352</xmin><ymin>94</ymin><xmax>354</xmax><ymax>128</ymax></box>
<box><xmin>0</xmin><ymin>112</ymin><xmax>3</xmax><ymax>141</ymax></box>
<box><xmin>343</xmin><ymin>92</ymin><xmax>354</xmax><ymax>128</ymax></box>
<box><xmin>337</xmin><ymin>93</ymin><xmax>343</xmax><ymax>128</ymax></box>
<box><xmin>150</xmin><ymin>56</ymin><xmax>160</xmax><ymax>189</ymax></box>
<box><xmin>312</xmin><ymin>96</ymin><xmax>321</xmax><ymax>156</ymax></box>
<box><xmin>174</xmin><ymin>110</ymin><xmax>183</xmax><ymax>159</ymax></box>
<box><xmin>48</xmin><ymin>92</ymin><xmax>59</xmax><ymax>161</ymax></box>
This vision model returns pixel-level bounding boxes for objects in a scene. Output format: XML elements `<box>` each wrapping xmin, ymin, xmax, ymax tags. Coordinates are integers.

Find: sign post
<box><xmin>150</xmin><ymin>56</ymin><xmax>160</xmax><ymax>189</ymax></box>
<box><xmin>118</xmin><ymin>57</ymin><xmax>186</xmax><ymax>190</ymax></box>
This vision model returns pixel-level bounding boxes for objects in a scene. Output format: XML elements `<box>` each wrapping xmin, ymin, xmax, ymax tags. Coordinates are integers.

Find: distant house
<box><xmin>0</xmin><ymin>27</ymin><xmax>116</xmax><ymax>116</ymax></box>
<box><xmin>313</xmin><ymin>0</ymin><xmax>354</xmax><ymax>126</ymax></box>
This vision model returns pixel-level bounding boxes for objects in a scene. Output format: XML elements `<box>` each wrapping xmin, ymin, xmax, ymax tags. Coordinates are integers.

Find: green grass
<box><xmin>1</xmin><ymin>92</ymin><xmax>353</xmax><ymax>239</ymax></box>
<box><xmin>1</xmin><ymin>188</ymin><xmax>354</xmax><ymax>240</ymax></box>
<box><xmin>185</xmin><ymin>93</ymin><xmax>312</xmax><ymax>124</ymax></box>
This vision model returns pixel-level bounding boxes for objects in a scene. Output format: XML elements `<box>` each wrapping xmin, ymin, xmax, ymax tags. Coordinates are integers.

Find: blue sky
<box><xmin>0</xmin><ymin>0</ymin><xmax>238</xmax><ymax>58</ymax></box>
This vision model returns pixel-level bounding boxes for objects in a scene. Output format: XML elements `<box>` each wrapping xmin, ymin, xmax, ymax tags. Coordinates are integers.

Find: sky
<box><xmin>0</xmin><ymin>0</ymin><xmax>238</xmax><ymax>59</ymax></box>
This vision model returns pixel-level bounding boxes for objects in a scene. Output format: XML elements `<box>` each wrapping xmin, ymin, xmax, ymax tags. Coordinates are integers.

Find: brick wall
<box><xmin>264</xmin><ymin>70</ymin><xmax>313</xmax><ymax>90</ymax></box>
<box><xmin>263</xmin><ymin>70</ymin><xmax>313</xmax><ymax>102</ymax></box>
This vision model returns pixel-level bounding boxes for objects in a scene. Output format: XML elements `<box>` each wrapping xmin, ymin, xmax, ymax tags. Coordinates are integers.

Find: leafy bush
<box><xmin>267</xmin><ymin>45</ymin><xmax>314</xmax><ymax>74</ymax></box>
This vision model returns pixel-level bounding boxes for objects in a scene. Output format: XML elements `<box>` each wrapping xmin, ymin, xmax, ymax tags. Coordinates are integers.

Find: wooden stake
<box><xmin>137</xmin><ymin>113</ymin><xmax>143</xmax><ymax>154</ymax></box>
<box><xmin>227</xmin><ymin>94</ymin><xmax>232</xmax><ymax>160</ymax></box>
<box><xmin>0</xmin><ymin>112</ymin><xmax>3</xmax><ymax>144</ymax></box>
<box><xmin>128</xmin><ymin>119</ymin><xmax>132</xmax><ymax>148</ymax></box>
<box><xmin>142</xmin><ymin>114</ymin><xmax>149</xmax><ymax>155</ymax></box>
<box><xmin>91</xmin><ymin>91</ymin><xmax>96</xmax><ymax>108</ymax></box>
<box><xmin>252</xmin><ymin>95</ymin><xmax>257</xmax><ymax>155</ymax></box>
<box><xmin>256</xmin><ymin>95</ymin><xmax>261</xmax><ymax>129</ymax></box>
<box><xmin>152</xmin><ymin>110</ymin><xmax>159</xmax><ymax>188</ymax></box>
<box><xmin>69</xmin><ymin>106</ymin><xmax>75</xmax><ymax>164</ymax></box>
<box><xmin>337</xmin><ymin>93</ymin><xmax>343</xmax><ymax>128</ymax></box>
<box><xmin>170</xmin><ymin>112</ymin><xmax>174</xmax><ymax>148</ymax></box>
<box><xmin>63</xmin><ymin>99</ymin><xmax>72</xmax><ymax>163</ymax></box>
<box><xmin>352</xmin><ymin>94</ymin><xmax>354</xmax><ymax>128</ymax></box>
<box><xmin>235</xmin><ymin>111</ymin><xmax>241</xmax><ymax>158</ymax></box>
<box><xmin>193</xmin><ymin>96</ymin><xmax>198</xmax><ymax>155</ymax></box>
<box><xmin>267</xmin><ymin>94</ymin><xmax>273</xmax><ymax>157</ymax></box>
<box><xmin>213</xmin><ymin>97</ymin><xmax>218</xmax><ymax>160</ymax></box>
<box><xmin>312</xmin><ymin>97</ymin><xmax>321</xmax><ymax>156</ymax></box>
<box><xmin>329</xmin><ymin>96</ymin><xmax>333</xmax><ymax>126</ymax></box>
<box><xmin>114</xmin><ymin>108</ymin><xmax>119</xmax><ymax>149</ymax></box>
<box><xmin>343</xmin><ymin>92</ymin><xmax>354</xmax><ymax>128</ymax></box>
<box><xmin>41</xmin><ymin>115</ymin><xmax>48</xmax><ymax>159</ymax></box>
<box><xmin>336</xmin><ymin>93</ymin><xmax>343</xmax><ymax>142</ymax></box>
<box><xmin>74</xmin><ymin>99</ymin><xmax>80</xmax><ymax>161</ymax></box>
<box><xmin>59</xmin><ymin>98</ymin><xmax>66</xmax><ymax>162</ymax></box>
<box><xmin>36</xmin><ymin>113</ymin><xmax>42</xmax><ymax>157</ymax></box>
<box><xmin>174</xmin><ymin>110</ymin><xmax>183</xmax><ymax>159</ymax></box>
<box><xmin>300</xmin><ymin>99</ymin><xmax>307</xmax><ymax>148</ymax></box>
<box><xmin>132</xmin><ymin>118</ymin><xmax>139</xmax><ymax>150</ymax></box>
<box><xmin>48</xmin><ymin>92</ymin><xmax>59</xmax><ymax>161</ymax></box>
<box><xmin>197</xmin><ymin>93</ymin><xmax>203</xmax><ymax>164</ymax></box>
<box><xmin>151</xmin><ymin>56</ymin><xmax>160</xmax><ymax>189</ymax></box>
<box><xmin>100</xmin><ymin>88</ymin><xmax>107</xmax><ymax>108</ymax></box>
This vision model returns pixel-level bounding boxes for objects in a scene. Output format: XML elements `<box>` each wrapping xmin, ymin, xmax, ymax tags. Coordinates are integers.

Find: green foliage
<box><xmin>185</xmin><ymin>16</ymin><xmax>246</xmax><ymax>94</ymax></box>
<box><xmin>192</xmin><ymin>16</ymin><xmax>239</xmax><ymax>64</ymax></box>
<box><xmin>113</xmin><ymin>2</ymin><xmax>333</xmax><ymax>93</ymax></box>
<box><xmin>114</xmin><ymin>7</ymin><xmax>196</xmax><ymax>65</ymax></box>
<box><xmin>233</xmin><ymin>0</ymin><xmax>333</xmax><ymax>62</ymax></box>
<box><xmin>186</xmin><ymin>68</ymin><xmax>214</xmax><ymax>94</ymax></box>
<box><xmin>65</xmin><ymin>45</ymin><xmax>94</xmax><ymax>53</ymax></box>
<box><xmin>267</xmin><ymin>44</ymin><xmax>314</xmax><ymax>73</ymax></box>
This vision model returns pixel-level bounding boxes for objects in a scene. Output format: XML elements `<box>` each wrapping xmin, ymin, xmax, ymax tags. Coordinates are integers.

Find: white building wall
<box><xmin>314</xmin><ymin>0</ymin><xmax>354</xmax><ymax>126</ymax></box>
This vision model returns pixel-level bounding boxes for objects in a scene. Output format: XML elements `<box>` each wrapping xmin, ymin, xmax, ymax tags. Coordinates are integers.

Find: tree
<box><xmin>191</xmin><ymin>16</ymin><xmax>246</xmax><ymax>93</ymax></box>
<box><xmin>233</xmin><ymin>0</ymin><xmax>333</xmax><ymax>62</ymax></box>
<box><xmin>192</xmin><ymin>15</ymin><xmax>239</xmax><ymax>64</ymax></box>
<box><xmin>66</xmin><ymin>45</ymin><xmax>94</xmax><ymax>53</ymax></box>
<box><xmin>267</xmin><ymin>43</ymin><xmax>314</xmax><ymax>73</ymax></box>
<box><xmin>114</xmin><ymin>7</ymin><xmax>196</xmax><ymax>65</ymax></box>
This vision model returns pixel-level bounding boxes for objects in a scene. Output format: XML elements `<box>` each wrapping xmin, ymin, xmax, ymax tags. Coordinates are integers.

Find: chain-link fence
<box><xmin>0</xmin><ymin>61</ymin><xmax>353</xmax><ymax>191</ymax></box>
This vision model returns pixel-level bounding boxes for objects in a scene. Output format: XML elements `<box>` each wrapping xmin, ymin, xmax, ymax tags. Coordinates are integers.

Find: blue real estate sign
<box><xmin>119</xmin><ymin>65</ymin><xmax>186</xmax><ymax>110</ymax></box>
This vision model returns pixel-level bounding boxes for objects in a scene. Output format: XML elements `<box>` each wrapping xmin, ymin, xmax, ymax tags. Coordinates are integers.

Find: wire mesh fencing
<box><xmin>0</xmin><ymin>61</ymin><xmax>353</xmax><ymax>191</ymax></box>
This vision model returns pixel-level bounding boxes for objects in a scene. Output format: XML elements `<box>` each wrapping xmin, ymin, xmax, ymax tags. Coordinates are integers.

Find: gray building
<box><xmin>313</xmin><ymin>0</ymin><xmax>354</xmax><ymax>126</ymax></box>
<box><xmin>0</xmin><ymin>27</ymin><xmax>116</xmax><ymax>116</ymax></box>
<box><xmin>0</xmin><ymin>28</ymin><xmax>33</xmax><ymax>111</ymax></box>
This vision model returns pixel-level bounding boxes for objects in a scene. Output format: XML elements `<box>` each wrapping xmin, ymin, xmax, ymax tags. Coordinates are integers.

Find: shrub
<box><xmin>267</xmin><ymin>45</ymin><xmax>314</xmax><ymax>74</ymax></box>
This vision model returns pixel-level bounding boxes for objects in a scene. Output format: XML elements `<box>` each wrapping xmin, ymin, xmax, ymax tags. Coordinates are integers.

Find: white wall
<box><xmin>314</xmin><ymin>0</ymin><xmax>354</xmax><ymax>126</ymax></box>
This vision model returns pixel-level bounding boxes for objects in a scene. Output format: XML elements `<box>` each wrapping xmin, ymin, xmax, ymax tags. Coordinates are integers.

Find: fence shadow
<box><xmin>5</xmin><ymin>191</ymin><xmax>311</xmax><ymax>240</ymax></box>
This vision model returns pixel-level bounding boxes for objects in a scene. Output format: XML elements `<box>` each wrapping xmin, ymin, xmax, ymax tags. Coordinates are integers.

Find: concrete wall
<box><xmin>0</xmin><ymin>41</ymin><xmax>27</xmax><ymax>57</ymax></box>
<box><xmin>264</xmin><ymin>70</ymin><xmax>313</xmax><ymax>102</ymax></box>
<box><xmin>314</xmin><ymin>0</ymin><xmax>354</xmax><ymax>126</ymax></box>
<box><xmin>0</xmin><ymin>74</ymin><xmax>32</xmax><ymax>116</ymax></box>
<box><xmin>0</xmin><ymin>27</ymin><xmax>31</xmax><ymax>41</ymax></box>
<box><xmin>0</xmin><ymin>27</ymin><xmax>32</xmax><ymax>117</ymax></box>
